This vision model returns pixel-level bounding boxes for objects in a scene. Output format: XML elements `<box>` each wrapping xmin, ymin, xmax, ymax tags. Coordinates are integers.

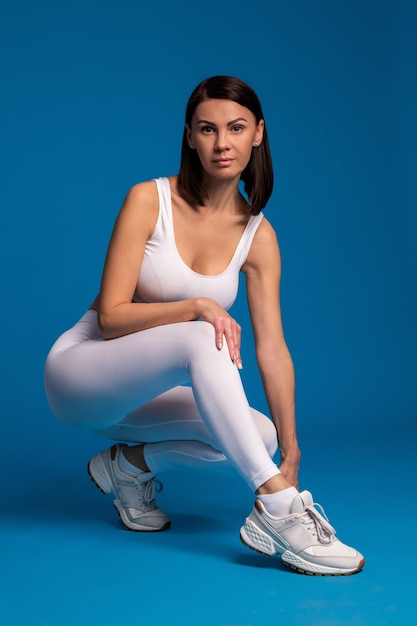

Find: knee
<box><xmin>184</xmin><ymin>321</ymin><xmax>218</xmax><ymax>357</ymax></box>
<box><xmin>190</xmin><ymin>320</ymin><xmax>215</xmax><ymax>341</ymax></box>
<box><xmin>186</xmin><ymin>321</ymin><xmax>234</xmax><ymax>361</ymax></box>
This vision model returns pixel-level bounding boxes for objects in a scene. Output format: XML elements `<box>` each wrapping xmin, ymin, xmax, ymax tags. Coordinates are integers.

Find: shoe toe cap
<box><xmin>302</xmin><ymin>539</ymin><xmax>364</xmax><ymax>571</ymax></box>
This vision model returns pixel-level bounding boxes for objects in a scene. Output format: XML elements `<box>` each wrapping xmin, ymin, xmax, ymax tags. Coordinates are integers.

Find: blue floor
<box><xmin>1</xmin><ymin>418</ymin><xmax>415</xmax><ymax>626</ymax></box>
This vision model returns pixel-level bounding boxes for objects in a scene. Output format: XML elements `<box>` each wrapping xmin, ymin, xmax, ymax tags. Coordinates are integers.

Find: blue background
<box><xmin>1</xmin><ymin>1</ymin><xmax>416</xmax><ymax>625</ymax></box>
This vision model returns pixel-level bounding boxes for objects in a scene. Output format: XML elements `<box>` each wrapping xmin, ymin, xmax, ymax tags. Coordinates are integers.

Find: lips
<box><xmin>213</xmin><ymin>158</ymin><xmax>233</xmax><ymax>166</ymax></box>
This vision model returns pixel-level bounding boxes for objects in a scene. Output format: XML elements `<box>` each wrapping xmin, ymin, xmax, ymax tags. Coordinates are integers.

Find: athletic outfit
<box><xmin>44</xmin><ymin>177</ymin><xmax>279</xmax><ymax>491</ymax></box>
<box><xmin>44</xmin><ymin>177</ymin><xmax>365</xmax><ymax>575</ymax></box>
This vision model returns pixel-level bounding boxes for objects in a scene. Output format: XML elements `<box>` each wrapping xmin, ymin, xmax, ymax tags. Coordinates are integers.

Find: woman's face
<box><xmin>187</xmin><ymin>98</ymin><xmax>264</xmax><ymax>182</ymax></box>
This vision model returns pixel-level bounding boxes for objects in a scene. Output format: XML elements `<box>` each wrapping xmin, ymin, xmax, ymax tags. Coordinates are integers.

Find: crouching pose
<box><xmin>44</xmin><ymin>75</ymin><xmax>364</xmax><ymax>576</ymax></box>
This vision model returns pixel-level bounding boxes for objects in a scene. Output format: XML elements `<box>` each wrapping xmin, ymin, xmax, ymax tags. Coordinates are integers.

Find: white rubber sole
<box><xmin>240</xmin><ymin>520</ymin><xmax>365</xmax><ymax>577</ymax></box>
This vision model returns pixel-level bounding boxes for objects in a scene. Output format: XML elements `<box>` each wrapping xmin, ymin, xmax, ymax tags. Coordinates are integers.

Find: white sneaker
<box><xmin>88</xmin><ymin>444</ymin><xmax>170</xmax><ymax>532</ymax></box>
<box><xmin>240</xmin><ymin>490</ymin><xmax>365</xmax><ymax>576</ymax></box>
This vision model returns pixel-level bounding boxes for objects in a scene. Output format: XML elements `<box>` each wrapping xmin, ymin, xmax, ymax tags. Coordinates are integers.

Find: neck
<box><xmin>199</xmin><ymin>173</ymin><xmax>245</xmax><ymax>214</ymax></box>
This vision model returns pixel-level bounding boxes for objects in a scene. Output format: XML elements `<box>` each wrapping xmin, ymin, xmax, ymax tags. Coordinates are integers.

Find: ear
<box><xmin>253</xmin><ymin>119</ymin><xmax>265</xmax><ymax>147</ymax></box>
<box><xmin>186</xmin><ymin>124</ymin><xmax>195</xmax><ymax>149</ymax></box>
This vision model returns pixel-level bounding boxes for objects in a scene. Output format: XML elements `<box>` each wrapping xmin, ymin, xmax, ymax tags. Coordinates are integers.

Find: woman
<box><xmin>44</xmin><ymin>76</ymin><xmax>364</xmax><ymax>576</ymax></box>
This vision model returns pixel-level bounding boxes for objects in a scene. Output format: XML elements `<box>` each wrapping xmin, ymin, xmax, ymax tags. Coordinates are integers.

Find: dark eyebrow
<box><xmin>196</xmin><ymin>117</ymin><xmax>248</xmax><ymax>127</ymax></box>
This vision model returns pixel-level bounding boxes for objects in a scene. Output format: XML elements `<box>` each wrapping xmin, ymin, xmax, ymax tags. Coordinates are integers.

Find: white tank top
<box><xmin>133</xmin><ymin>177</ymin><xmax>264</xmax><ymax>310</ymax></box>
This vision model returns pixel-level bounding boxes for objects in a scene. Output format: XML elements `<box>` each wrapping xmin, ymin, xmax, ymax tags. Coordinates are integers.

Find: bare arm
<box><xmin>95</xmin><ymin>181</ymin><xmax>243</xmax><ymax>365</ymax></box>
<box><xmin>242</xmin><ymin>219</ymin><xmax>301</xmax><ymax>487</ymax></box>
<box><xmin>95</xmin><ymin>181</ymin><xmax>200</xmax><ymax>338</ymax></box>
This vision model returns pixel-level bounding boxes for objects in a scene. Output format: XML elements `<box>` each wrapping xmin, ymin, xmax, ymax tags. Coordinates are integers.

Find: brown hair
<box><xmin>177</xmin><ymin>75</ymin><xmax>273</xmax><ymax>215</ymax></box>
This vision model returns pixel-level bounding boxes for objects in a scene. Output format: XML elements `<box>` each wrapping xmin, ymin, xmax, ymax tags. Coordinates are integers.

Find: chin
<box><xmin>208</xmin><ymin>167</ymin><xmax>243</xmax><ymax>181</ymax></box>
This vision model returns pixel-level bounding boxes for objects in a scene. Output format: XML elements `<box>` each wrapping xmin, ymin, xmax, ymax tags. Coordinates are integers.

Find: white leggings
<box><xmin>44</xmin><ymin>310</ymin><xmax>280</xmax><ymax>491</ymax></box>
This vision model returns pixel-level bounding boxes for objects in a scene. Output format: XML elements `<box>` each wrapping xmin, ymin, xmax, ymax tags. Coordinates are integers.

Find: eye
<box><xmin>201</xmin><ymin>125</ymin><xmax>214</xmax><ymax>134</ymax></box>
<box><xmin>231</xmin><ymin>125</ymin><xmax>243</xmax><ymax>132</ymax></box>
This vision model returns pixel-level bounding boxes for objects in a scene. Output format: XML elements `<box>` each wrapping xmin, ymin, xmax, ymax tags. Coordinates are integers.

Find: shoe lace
<box><xmin>142</xmin><ymin>478</ymin><xmax>163</xmax><ymax>504</ymax></box>
<box><xmin>303</xmin><ymin>502</ymin><xmax>336</xmax><ymax>544</ymax></box>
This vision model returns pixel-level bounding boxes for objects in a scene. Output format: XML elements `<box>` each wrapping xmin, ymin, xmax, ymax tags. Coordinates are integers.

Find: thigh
<box><xmin>45</xmin><ymin>314</ymin><xmax>205</xmax><ymax>428</ymax></box>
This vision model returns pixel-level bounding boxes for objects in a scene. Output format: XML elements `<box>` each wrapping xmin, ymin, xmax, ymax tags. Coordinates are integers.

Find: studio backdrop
<box><xmin>1</xmin><ymin>0</ymin><xmax>415</xmax><ymax>470</ymax></box>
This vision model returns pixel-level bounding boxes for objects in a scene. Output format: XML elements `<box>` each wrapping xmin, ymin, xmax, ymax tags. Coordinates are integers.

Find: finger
<box><xmin>232</xmin><ymin>343</ymin><xmax>243</xmax><ymax>369</ymax></box>
<box><xmin>215</xmin><ymin>316</ymin><xmax>233</xmax><ymax>350</ymax></box>
<box><xmin>222</xmin><ymin>326</ymin><xmax>234</xmax><ymax>356</ymax></box>
<box><xmin>234</xmin><ymin>323</ymin><xmax>242</xmax><ymax>368</ymax></box>
<box><xmin>215</xmin><ymin>328</ymin><xmax>224</xmax><ymax>350</ymax></box>
<box><xmin>224</xmin><ymin>326</ymin><xmax>242</xmax><ymax>370</ymax></box>
<box><xmin>230</xmin><ymin>322</ymin><xmax>242</xmax><ymax>369</ymax></box>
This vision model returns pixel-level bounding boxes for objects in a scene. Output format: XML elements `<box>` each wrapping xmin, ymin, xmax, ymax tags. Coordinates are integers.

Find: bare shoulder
<box><xmin>115</xmin><ymin>179</ymin><xmax>160</xmax><ymax>236</ymax></box>
<box><xmin>244</xmin><ymin>217</ymin><xmax>281</xmax><ymax>274</ymax></box>
<box><xmin>122</xmin><ymin>179</ymin><xmax>159</xmax><ymax>214</ymax></box>
<box><xmin>254</xmin><ymin>217</ymin><xmax>279</xmax><ymax>245</ymax></box>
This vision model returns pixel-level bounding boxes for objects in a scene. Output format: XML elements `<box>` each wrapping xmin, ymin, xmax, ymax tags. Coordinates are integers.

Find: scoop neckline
<box><xmin>162</xmin><ymin>177</ymin><xmax>257</xmax><ymax>279</ymax></box>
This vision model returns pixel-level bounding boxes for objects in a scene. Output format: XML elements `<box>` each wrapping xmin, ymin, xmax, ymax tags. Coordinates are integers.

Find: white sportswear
<box><xmin>44</xmin><ymin>178</ymin><xmax>280</xmax><ymax>491</ymax></box>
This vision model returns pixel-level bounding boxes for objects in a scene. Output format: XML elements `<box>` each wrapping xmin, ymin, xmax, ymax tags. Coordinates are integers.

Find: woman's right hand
<box><xmin>196</xmin><ymin>297</ymin><xmax>242</xmax><ymax>369</ymax></box>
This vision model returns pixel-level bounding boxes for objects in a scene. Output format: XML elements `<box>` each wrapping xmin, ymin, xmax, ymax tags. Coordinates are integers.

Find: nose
<box><xmin>214</xmin><ymin>131</ymin><xmax>230</xmax><ymax>152</ymax></box>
